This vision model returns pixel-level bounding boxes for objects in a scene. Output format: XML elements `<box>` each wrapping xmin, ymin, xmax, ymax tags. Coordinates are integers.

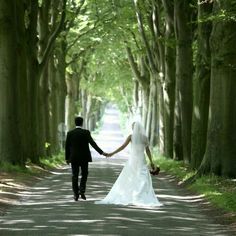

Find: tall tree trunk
<box><xmin>49</xmin><ymin>58</ymin><xmax>60</xmax><ymax>153</ymax></box>
<box><xmin>57</xmin><ymin>39</ymin><xmax>67</xmax><ymax>128</ymax></box>
<box><xmin>0</xmin><ymin>1</ymin><xmax>22</xmax><ymax>164</ymax></box>
<box><xmin>146</xmin><ymin>79</ymin><xmax>153</xmax><ymax>140</ymax></box>
<box><xmin>162</xmin><ymin>0</ymin><xmax>176</xmax><ymax>159</ymax></box>
<box><xmin>198</xmin><ymin>1</ymin><xmax>236</xmax><ymax>178</ymax></box>
<box><xmin>141</xmin><ymin>89</ymin><xmax>149</xmax><ymax>129</ymax></box>
<box><xmin>191</xmin><ymin>1</ymin><xmax>212</xmax><ymax>169</ymax></box>
<box><xmin>133</xmin><ymin>79</ymin><xmax>139</xmax><ymax>112</ymax></box>
<box><xmin>174</xmin><ymin>0</ymin><xmax>193</xmax><ymax>163</ymax></box>
<box><xmin>26</xmin><ymin>0</ymin><xmax>41</xmax><ymax>163</ymax></box>
<box><xmin>157</xmin><ymin>79</ymin><xmax>165</xmax><ymax>152</ymax></box>
<box><xmin>65</xmin><ymin>73</ymin><xmax>78</xmax><ymax>130</ymax></box>
<box><xmin>174</xmin><ymin>92</ymin><xmax>183</xmax><ymax>160</ymax></box>
<box><xmin>38</xmin><ymin>0</ymin><xmax>51</xmax><ymax>157</ymax></box>
<box><xmin>15</xmin><ymin>0</ymin><xmax>30</xmax><ymax>164</ymax></box>
<box><xmin>150</xmin><ymin>79</ymin><xmax>158</xmax><ymax>147</ymax></box>
<box><xmin>125</xmin><ymin>46</ymin><xmax>150</xmax><ymax>128</ymax></box>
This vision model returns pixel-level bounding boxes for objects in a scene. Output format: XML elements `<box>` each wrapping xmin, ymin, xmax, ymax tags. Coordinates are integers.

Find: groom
<box><xmin>65</xmin><ymin>116</ymin><xmax>107</xmax><ymax>201</ymax></box>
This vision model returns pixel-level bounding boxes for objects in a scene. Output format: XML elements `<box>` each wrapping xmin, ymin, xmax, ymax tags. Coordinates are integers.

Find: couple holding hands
<box><xmin>65</xmin><ymin>116</ymin><xmax>162</xmax><ymax>206</ymax></box>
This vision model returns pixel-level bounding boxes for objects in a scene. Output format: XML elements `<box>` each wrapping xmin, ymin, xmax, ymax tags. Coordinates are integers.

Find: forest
<box><xmin>0</xmin><ymin>0</ymin><xmax>235</xmax><ymax>178</ymax></box>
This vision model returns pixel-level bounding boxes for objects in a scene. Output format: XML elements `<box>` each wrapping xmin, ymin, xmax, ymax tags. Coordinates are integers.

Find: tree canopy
<box><xmin>0</xmin><ymin>0</ymin><xmax>236</xmax><ymax>178</ymax></box>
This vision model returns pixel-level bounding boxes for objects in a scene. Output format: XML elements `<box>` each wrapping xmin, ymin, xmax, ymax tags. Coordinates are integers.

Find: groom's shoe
<box><xmin>80</xmin><ymin>193</ymin><xmax>86</xmax><ymax>200</ymax></box>
<box><xmin>73</xmin><ymin>194</ymin><xmax>79</xmax><ymax>201</ymax></box>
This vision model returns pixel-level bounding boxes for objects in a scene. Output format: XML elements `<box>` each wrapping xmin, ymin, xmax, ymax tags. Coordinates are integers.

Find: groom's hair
<box><xmin>75</xmin><ymin>116</ymin><xmax>83</xmax><ymax>126</ymax></box>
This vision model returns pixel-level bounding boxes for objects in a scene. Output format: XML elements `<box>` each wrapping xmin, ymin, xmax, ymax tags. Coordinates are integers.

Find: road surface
<box><xmin>0</xmin><ymin>106</ymin><xmax>234</xmax><ymax>236</ymax></box>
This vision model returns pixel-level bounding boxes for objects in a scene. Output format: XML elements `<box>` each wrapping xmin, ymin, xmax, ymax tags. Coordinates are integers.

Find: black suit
<box><xmin>65</xmin><ymin>127</ymin><xmax>103</xmax><ymax>196</ymax></box>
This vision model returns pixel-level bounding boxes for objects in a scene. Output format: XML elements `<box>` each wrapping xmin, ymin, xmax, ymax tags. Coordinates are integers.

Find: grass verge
<box><xmin>153</xmin><ymin>155</ymin><xmax>236</xmax><ymax>219</ymax></box>
<box><xmin>39</xmin><ymin>153</ymin><xmax>65</xmax><ymax>169</ymax></box>
<box><xmin>0</xmin><ymin>153</ymin><xmax>65</xmax><ymax>175</ymax></box>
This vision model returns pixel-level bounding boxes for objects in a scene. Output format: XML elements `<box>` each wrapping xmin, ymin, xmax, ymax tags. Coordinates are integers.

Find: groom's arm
<box><xmin>87</xmin><ymin>131</ymin><xmax>104</xmax><ymax>155</ymax></box>
<box><xmin>65</xmin><ymin>132</ymin><xmax>71</xmax><ymax>163</ymax></box>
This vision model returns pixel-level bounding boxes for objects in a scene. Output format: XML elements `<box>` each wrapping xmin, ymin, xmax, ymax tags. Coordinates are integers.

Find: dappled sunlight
<box><xmin>0</xmin><ymin>179</ymin><xmax>230</xmax><ymax>234</ymax></box>
<box><xmin>163</xmin><ymin>89</ymin><xmax>170</xmax><ymax>116</ymax></box>
<box><xmin>159</xmin><ymin>194</ymin><xmax>205</xmax><ymax>203</ymax></box>
<box><xmin>194</xmin><ymin>106</ymin><xmax>201</xmax><ymax>119</ymax></box>
<box><xmin>0</xmin><ymin>161</ymin><xmax>229</xmax><ymax>235</ymax></box>
<box><xmin>0</xmin><ymin>180</ymin><xmax>24</xmax><ymax>188</ymax></box>
<box><xmin>0</xmin><ymin>107</ymin><xmax>233</xmax><ymax>236</ymax></box>
<box><xmin>49</xmin><ymin>219</ymin><xmax>104</xmax><ymax>223</ymax></box>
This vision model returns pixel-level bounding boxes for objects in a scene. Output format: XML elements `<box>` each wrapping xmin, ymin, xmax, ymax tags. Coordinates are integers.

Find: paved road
<box><xmin>0</xmin><ymin>107</ymin><xmax>234</xmax><ymax>236</ymax></box>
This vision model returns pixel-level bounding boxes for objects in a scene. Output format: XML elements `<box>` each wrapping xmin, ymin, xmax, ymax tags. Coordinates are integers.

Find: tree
<box><xmin>0</xmin><ymin>1</ymin><xmax>21</xmax><ymax>164</ymax></box>
<box><xmin>198</xmin><ymin>0</ymin><xmax>236</xmax><ymax>178</ymax></box>
<box><xmin>174</xmin><ymin>0</ymin><xmax>194</xmax><ymax>163</ymax></box>
<box><xmin>133</xmin><ymin>0</ymin><xmax>164</xmax><ymax>147</ymax></box>
<box><xmin>24</xmin><ymin>0</ymin><xmax>66</xmax><ymax>162</ymax></box>
<box><xmin>191</xmin><ymin>1</ymin><xmax>213</xmax><ymax>169</ymax></box>
<box><xmin>162</xmin><ymin>0</ymin><xmax>176</xmax><ymax>159</ymax></box>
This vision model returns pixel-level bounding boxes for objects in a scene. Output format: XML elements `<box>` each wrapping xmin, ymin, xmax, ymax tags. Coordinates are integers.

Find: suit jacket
<box><xmin>65</xmin><ymin>127</ymin><xmax>103</xmax><ymax>164</ymax></box>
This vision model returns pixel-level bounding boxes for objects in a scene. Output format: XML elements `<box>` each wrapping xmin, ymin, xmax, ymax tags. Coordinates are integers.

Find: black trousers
<box><xmin>71</xmin><ymin>162</ymin><xmax>88</xmax><ymax>196</ymax></box>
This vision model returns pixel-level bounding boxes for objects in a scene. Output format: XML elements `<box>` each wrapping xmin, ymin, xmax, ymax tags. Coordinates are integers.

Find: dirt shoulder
<box><xmin>164</xmin><ymin>172</ymin><xmax>236</xmax><ymax>233</ymax></box>
<box><xmin>0</xmin><ymin>165</ymin><xmax>54</xmax><ymax>216</ymax></box>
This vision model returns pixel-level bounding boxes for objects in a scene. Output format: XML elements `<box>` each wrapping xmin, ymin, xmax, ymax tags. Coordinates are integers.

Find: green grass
<box><xmin>39</xmin><ymin>153</ymin><xmax>65</xmax><ymax>168</ymax></box>
<box><xmin>0</xmin><ymin>153</ymin><xmax>65</xmax><ymax>175</ymax></box>
<box><xmin>153</xmin><ymin>155</ymin><xmax>236</xmax><ymax>215</ymax></box>
<box><xmin>154</xmin><ymin>155</ymin><xmax>196</xmax><ymax>180</ymax></box>
<box><xmin>0</xmin><ymin>161</ymin><xmax>30</xmax><ymax>173</ymax></box>
<box><xmin>191</xmin><ymin>175</ymin><xmax>236</xmax><ymax>213</ymax></box>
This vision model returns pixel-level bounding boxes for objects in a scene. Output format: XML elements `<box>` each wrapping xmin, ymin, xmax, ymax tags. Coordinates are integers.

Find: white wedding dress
<box><xmin>95</xmin><ymin>122</ymin><xmax>162</xmax><ymax>207</ymax></box>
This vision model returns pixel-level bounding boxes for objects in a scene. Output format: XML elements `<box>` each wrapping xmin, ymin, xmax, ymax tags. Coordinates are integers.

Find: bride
<box><xmin>95</xmin><ymin>122</ymin><xmax>162</xmax><ymax>206</ymax></box>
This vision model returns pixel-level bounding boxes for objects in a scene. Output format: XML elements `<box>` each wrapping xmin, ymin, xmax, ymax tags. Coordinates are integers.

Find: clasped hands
<box><xmin>103</xmin><ymin>152</ymin><xmax>113</xmax><ymax>158</ymax></box>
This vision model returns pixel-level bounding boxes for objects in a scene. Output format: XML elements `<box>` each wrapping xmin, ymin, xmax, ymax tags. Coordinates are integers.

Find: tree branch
<box><xmin>126</xmin><ymin>29</ymin><xmax>141</xmax><ymax>50</ymax></box>
<box><xmin>66</xmin><ymin>21</ymin><xmax>99</xmax><ymax>53</ymax></box>
<box><xmin>134</xmin><ymin>0</ymin><xmax>157</xmax><ymax>74</ymax></box>
<box><xmin>66</xmin><ymin>42</ymin><xmax>97</xmax><ymax>66</ymax></box>
<box><xmin>125</xmin><ymin>43</ymin><xmax>149</xmax><ymax>91</ymax></box>
<box><xmin>39</xmin><ymin>0</ymin><xmax>67</xmax><ymax>73</ymax></box>
<box><xmin>64</xmin><ymin>0</ymin><xmax>86</xmax><ymax>32</ymax></box>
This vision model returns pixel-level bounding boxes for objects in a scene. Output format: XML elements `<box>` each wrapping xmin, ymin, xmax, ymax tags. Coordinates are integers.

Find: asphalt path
<box><xmin>0</xmin><ymin>106</ymin><xmax>234</xmax><ymax>236</ymax></box>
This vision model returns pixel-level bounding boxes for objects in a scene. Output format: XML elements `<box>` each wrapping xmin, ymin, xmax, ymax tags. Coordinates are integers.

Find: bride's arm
<box><xmin>145</xmin><ymin>146</ymin><xmax>155</xmax><ymax>169</ymax></box>
<box><xmin>108</xmin><ymin>135</ymin><xmax>131</xmax><ymax>157</ymax></box>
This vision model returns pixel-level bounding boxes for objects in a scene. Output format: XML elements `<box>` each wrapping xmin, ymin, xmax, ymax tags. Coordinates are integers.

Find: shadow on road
<box><xmin>0</xmin><ymin>106</ymin><xmax>234</xmax><ymax>236</ymax></box>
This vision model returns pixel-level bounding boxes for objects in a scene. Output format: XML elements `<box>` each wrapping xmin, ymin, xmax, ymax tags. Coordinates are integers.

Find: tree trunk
<box><xmin>65</xmin><ymin>73</ymin><xmax>78</xmax><ymax>130</ymax></box>
<box><xmin>173</xmin><ymin>92</ymin><xmax>183</xmax><ymax>160</ymax></box>
<box><xmin>199</xmin><ymin>1</ymin><xmax>236</xmax><ymax>178</ymax></box>
<box><xmin>25</xmin><ymin>0</ymin><xmax>66</xmax><ymax>161</ymax></box>
<box><xmin>133</xmin><ymin>79</ymin><xmax>139</xmax><ymax>112</ymax></box>
<box><xmin>125</xmin><ymin>46</ymin><xmax>150</xmax><ymax>128</ymax></box>
<box><xmin>0</xmin><ymin>1</ymin><xmax>20</xmax><ymax>164</ymax></box>
<box><xmin>191</xmin><ymin>1</ymin><xmax>212</xmax><ymax>169</ymax></box>
<box><xmin>174</xmin><ymin>0</ymin><xmax>193</xmax><ymax>163</ymax></box>
<box><xmin>26</xmin><ymin>0</ymin><xmax>42</xmax><ymax>163</ymax></box>
<box><xmin>57</xmin><ymin>39</ymin><xmax>67</xmax><ymax>128</ymax></box>
<box><xmin>157</xmin><ymin>79</ymin><xmax>165</xmax><ymax>152</ymax></box>
<box><xmin>49</xmin><ymin>58</ymin><xmax>60</xmax><ymax>153</ymax></box>
<box><xmin>15</xmin><ymin>0</ymin><xmax>30</xmax><ymax>164</ymax></box>
<box><xmin>162</xmin><ymin>0</ymin><xmax>176</xmax><ymax>159</ymax></box>
<box><xmin>146</xmin><ymin>80</ymin><xmax>153</xmax><ymax>140</ymax></box>
<box><xmin>150</xmin><ymin>79</ymin><xmax>158</xmax><ymax>147</ymax></box>
<box><xmin>38</xmin><ymin>1</ymin><xmax>51</xmax><ymax>157</ymax></box>
<box><xmin>141</xmin><ymin>89</ymin><xmax>149</xmax><ymax>130</ymax></box>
